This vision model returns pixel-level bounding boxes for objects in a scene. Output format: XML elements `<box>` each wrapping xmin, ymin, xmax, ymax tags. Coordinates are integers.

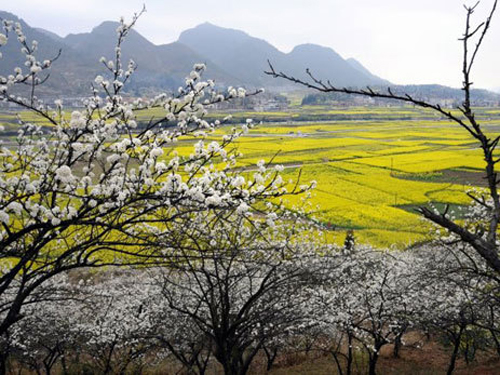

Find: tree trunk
<box><xmin>368</xmin><ymin>341</ymin><xmax>384</xmax><ymax>375</ymax></box>
<box><xmin>346</xmin><ymin>333</ymin><xmax>353</xmax><ymax>375</ymax></box>
<box><xmin>393</xmin><ymin>333</ymin><xmax>403</xmax><ymax>358</ymax></box>
<box><xmin>463</xmin><ymin>341</ymin><xmax>470</xmax><ymax>365</ymax></box>
<box><xmin>222</xmin><ymin>361</ymin><xmax>243</xmax><ymax>375</ymax></box>
<box><xmin>330</xmin><ymin>352</ymin><xmax>344</xmax><ymax>375</ymax></box>
<box><xmin>447</xmin><ymin>326</ymin><xmax>464</xmax><ymax>375</ymax></box>
<box><xmin>43</xmin><ymin>348</ymin><xmax>60</xmax><ymax>375</ymax></box>
<box><xmin>490</xmin><ymin>329</ymin><xmax>500</xmax><ymax>358</ymax></box>
<box><xmin>263</xmin><ymin>346</ymin><xmax>278</xmax><ymax>372</ymax></box>
<box><xmin>61</xmin><ymin>354</ymin><xmax>68</xmax><ymax>375</ymax></box>
<box><xmin>0</xmin><ymin>350</ymin><xmax>7</xmax><ymax>375</ymax></box>
<box><xmin>217</xmin><ymin>351</ymin><xmax>244</xmax><ymax>375</ymax></box>
<box><xmin>368</xmin><ymin>351</ymin><xmax>379</xmax><ymax>375</ymax></box>
<box><xmin>103</xmin><ymin>343</ymin><xmax>116</xmax><ymax>375</ymax></box>
<box><xmin>194</xmin><ymin>353</ymin><xmax>209</xmax><ymax>375</ymax></box>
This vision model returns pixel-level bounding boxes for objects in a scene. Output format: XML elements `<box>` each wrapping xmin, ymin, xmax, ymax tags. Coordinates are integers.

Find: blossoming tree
<box><xmin>151</xmin><ymin>206</ymin><xmax>326</xmax><ymax>375</ymax></box>
<box><xmin>0</xmin><ymin>9</ymin><xmax>313</xmax><ymax>372</ymax></box>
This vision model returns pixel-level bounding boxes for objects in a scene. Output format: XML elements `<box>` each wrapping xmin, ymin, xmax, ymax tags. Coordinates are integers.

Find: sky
<box><xmin>3</xmin><ymin>0</ymin><xmax>500</xmax><ymax>90</ymax></box>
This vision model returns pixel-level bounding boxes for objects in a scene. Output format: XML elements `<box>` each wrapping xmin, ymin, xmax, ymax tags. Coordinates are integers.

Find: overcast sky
<box><xmin>3</xmin><ymin>0</ymin><xmax>500</xmax><ymax>90</ymax></box>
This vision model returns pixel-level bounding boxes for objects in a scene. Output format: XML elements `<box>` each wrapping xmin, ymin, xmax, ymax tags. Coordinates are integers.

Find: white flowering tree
<box><xmin>309</xmin><ymin>247</ymin><xmax>417</xmax><ymax>375</ymax></box>
<box><xmin>409</xmin><ymin>240</ymin><xmax>500</xmax><ymax>375</ymax></box>
<box><xmin>7</xmin><ymin>271</ymin><xmax>163</xmax><ymax>375</ymax></box>
<box><xmin>152</xmin><ymin>207</ymin><xmax>325</xmax><ymax>375</ymax></box>
<box><xmin>303</xmin><ymin>238</ymin><xmax>498</xmax><ymax>375</ymax></box>
<box><xmin>4</xmin><ymin>274</ymin><xmax>80</xmax><ymax>375</ymax></box>
<box><xmin>148</xmin><ymin>299</ymin><xmax>213</xmax><ymax>375</ymax></box>
<box><xmin>0</xmin><ymin>10</ymin><xmax>313</xmax><ymax>373</ymax></box>
<box><xmin>69</xmin><ymin>272</ymin><xmax>162</xmax><ymax>375</ymax></box>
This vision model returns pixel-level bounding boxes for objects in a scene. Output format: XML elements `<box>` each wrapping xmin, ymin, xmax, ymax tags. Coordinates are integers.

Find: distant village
<box><xmin>1</xmin><ymin>87</ymin><xmax>499</xmax><ymax>112</ymax></box>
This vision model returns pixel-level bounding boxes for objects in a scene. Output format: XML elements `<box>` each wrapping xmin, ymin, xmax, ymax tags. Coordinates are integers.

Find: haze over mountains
<box><xmin>0</xmin><ymin>10</ymin><xmax>388</xmax><ymax>96</ymax></box>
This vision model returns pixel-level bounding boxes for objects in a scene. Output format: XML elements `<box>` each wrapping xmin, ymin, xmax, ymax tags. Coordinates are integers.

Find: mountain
<box><xmin>0</xmin><ymin>14</ymin><xmax>236</xmax><ymax>96</ymax></box>
<box><xmin>178</xmin><ymin>23</ymin><xmax>387</xmax><ymax>89</ymax></box>
<box><xmin>285</xmin><ymin>44</ymin><xmax>385</xmax><ymax>87</ymax></box>
<box><xmin>63</xmin><ymin>21</ymin><xmax>236</xmax><ymax>92</ymax></box>
<box><xmin>346</xmin><ymin>57</ymin><xmax>388</xmax><ymax>85</ymax></box>
<box><xmin>178</xmin><ymin>22</ymin><xmax>283</xmax><ymax>87</ymax></box>
<box><xmin>302</xmin><ymin>83</ymin><xmax>500</xmax><ymax>106</ymax></box>
<box><xmin>34</xmin><ymin>27</ymin><xmax>65</xmax><ymax>43</ymax></box>
<box><xmin>0</xmin><ymin>11</ymin><xmax>92</xmax><ymax>96</ymax></box>
<box><xmin>0</xmin><ymin>10</ymin><xmax>388</xmax><ymax>96</ymax></box>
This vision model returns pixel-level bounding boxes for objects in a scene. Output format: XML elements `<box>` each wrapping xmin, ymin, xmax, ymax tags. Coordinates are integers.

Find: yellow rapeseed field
<box><xmin>2</xmin><ymin>105</ymin><xmax>498</xmax><ymax>248</ymax></box>
<box><xmin>227</xmin><ymin>107</ymin><xmax>498</xmax><ymax>248</ymax></box>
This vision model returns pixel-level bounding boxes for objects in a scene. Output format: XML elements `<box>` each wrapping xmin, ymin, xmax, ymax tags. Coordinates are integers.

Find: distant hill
<box><xmin>63</xmin><ymin>21</ymin><xmax>235</xmax><ymax>93</ymax></box>
<box><xmin>178</xmin><ymin>23</ymin><xmax>387</xmax><ymax>89</ymax></box>
<box><xmin>34</xmin><ymin>27</ymin><xmax>65</xmax><ymax>44</ymax></box>
<box><xmin>285</xmin><ymin>44</ymin><xmax>386</xmax><ymax>87</ymax></box>
<box><xmin>178</xmin><ymin>22</ymin><xmax>283</xmax><ymax>88</ymax></box>
<box><xmin>346</xmin><ymin>58</ymin><xmax>388</xmax><ymax>85</ymax></box>
<box><xmin>302</xmin><ymin>83</ymin><xmax>500</xmax><ymax>106</ymax></box>
<box><xmin>0</xmin><ymin>11</ymin><xmax>95</xmax><ymax>96</ymax></box>
<box><xmin>0</xmin><ymin>11</ymin><xmax>391</xmax><ymax>96</ymax></box>
<box><xmin>1</xmin><ymin>9</ymin><xmax>498</xmax><ymax>103</ymax></box>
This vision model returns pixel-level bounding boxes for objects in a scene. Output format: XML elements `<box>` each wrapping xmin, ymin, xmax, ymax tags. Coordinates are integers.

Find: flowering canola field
<box><xmin>3</xmin><ymin>106</ymin><xmax>498</xmax><ymax>248</ymax></box>
<box><xmin>226</xmin><ymin>108</ymin><xmax>500</xmax><ymax>248</ymax></box>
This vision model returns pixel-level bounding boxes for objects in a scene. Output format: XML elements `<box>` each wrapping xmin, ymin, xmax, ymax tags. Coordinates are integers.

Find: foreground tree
<box><xmin>408</xmin><ymin>242</ymin><xmax>500</xmax><ymax>375</ymax></box>
<box><xmin>5</xmin><ymin>275</ymin><xmax>79</xmax><ymax>375</ymax></box>
<box><xmin>0</xmin><ymin>10</ymin><xmax>312</xmax><ymax>372</ymax></box>
<box><xmin>151</xmin><ymin>205</ymin><xmax>326</xmax><ymax>375</ymax></box>
<box><xmin>266</xmin><ymin>0</ymin><xmax>500</xmax><ymax>275</ymax></box>
<box><xmin>310</xmin><ymin>247</ymin><xmax>420</xmax><ymax>375</ymax></box>
<box><xmin>8</xmin><ymin>272</ymin><xmax>164</xmax><ymax>375</ymax></box>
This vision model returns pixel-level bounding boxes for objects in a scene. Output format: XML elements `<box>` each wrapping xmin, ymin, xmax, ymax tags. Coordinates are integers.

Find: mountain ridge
<box><xmin>178</xmin><ymin>23</ymin><xmax>386</xmax><ymax>88</ymax></box>
<box><xmin>0</xmin><ymin>11</ymin><xmax>391</xmax><ymax>95</ymax></box>
<box><xmin>2</xmin><ymin>10</ymin><xmax>496</xmax><ymax>104</ymax></box>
